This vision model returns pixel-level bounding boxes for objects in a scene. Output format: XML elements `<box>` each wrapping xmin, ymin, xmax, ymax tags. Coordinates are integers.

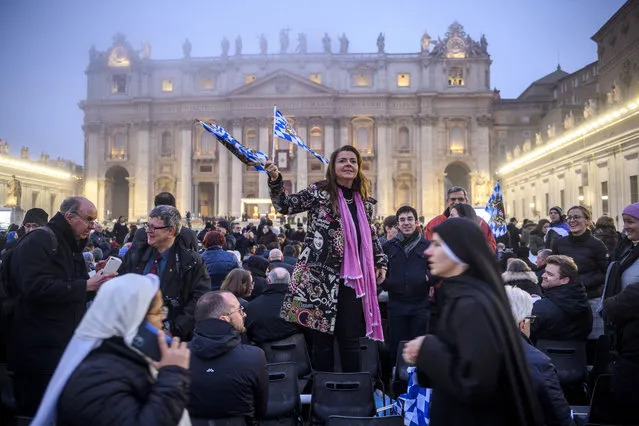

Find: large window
<box><xmin>448</xmin><ymin>67</ymin><xmax>464</xmax><ymax>87</ymax></box>
<box><xmin>351</xmin><ymin>118</ymin><xmax>374</xmax><ymax>154</ymax></box>
<box><xmin>198</xmin><ymin>132</ymin><xmax>215</xmax><ymax>155</ymax></box>
<box><xmin>161</xmin><ymin>79</ymin><xmax>173</xmax><ymax>92</ymax></box>
<box><xmin>198</xmin><ymin>77</ymin><xmax>215</xmax><ymax>90</ymax></box>
<box><xmin>398</xmin><ymin>126</ymin><xmax>410</xmax><ymax>152</ymax></box>
<box><xmin>110</xmin><ymin>132</ymin><xmax>127</xmax><ymax>160</ymax></box>
<box><xmin>397</xmin><ymin>73</ymin><xmax>410</xmax><ymax>87</ymax></box>
<box><xmin>111</xmin><ymin>74</ymin><xmax>127</xmax><ymax>94</ymax></box>
<box><xmin>448</xmin><ymin>125</ymin><xmax>465</xmax><ymax>155</ymax></box>
<box><xmin>245</xmin><ymin>128</ymin><xmax>257</xmax><ymax>150</ymax></box>
<box><xmin>353</xmin><ymin>73</ymin><xmax>372</xmax><ymax>87</ymax></box>
<box><xmin>161</xmin><ymin>131</ymin><xmax>173</xmax><ymax>157</ymax></box>
<box><xmin>630</xmin><ymin>175</ymin><xmax>638</xmax><ymax>204</ymax></box>
<box><xmin>309</xmin><ymin>73</ymin><xmax>321</xmax><ymax>84</ymax></box>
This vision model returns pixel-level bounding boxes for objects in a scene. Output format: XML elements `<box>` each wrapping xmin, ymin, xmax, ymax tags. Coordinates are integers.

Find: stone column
<box><xmin>376</xmin><ymin>117</ymin><xmax>389</xmax><ymax>217</ymax></box>
<box><xmin>258</xmin><ymin>120</ymin><xmax>270</xmax><ymax>214</ymax></box>
<box><xmin>126</xmin><ymin>177</ymin><xmax>136</xmax><ymax>221</ymax></box>
<box><xmin>134</xmin><ymin>121</ymin><xmax>151</xmax><ymax>219</ymax></box>
<box><xmin>339</xmin><ymin>117</ymin><xmax>350</xmax><ymax>147</ymax></box>
<box><xmin>420</xmin><ymin>115</ymin><xmax>439</xmax><ymax>218</ymax></box>
<box><xmin>324</xmin><ymin>117</ymin><xmax>335</xmax><ymax>173</ymax></box>
<box><xmin>218</xmin><ymin>120</ymin><xmax>229</xmax><ymax>217</ymax></box>
<box><xmin>83</xmin><ymin>123</ymin><xmax>102</xmax><ymax>212</ymax></box>
<box><xmin>97</xmin><ymin>178</ymin><xmax>107</xmax><ymax>220</ymax></box>
<box><xmin>179</xmin><ymin>124</ymin><xmax>192</xmax><ymax>214</ymax></box>
<box><xmin>230</xmin><ymin>119</ymin><xmax>244</xmax><ymax>217</ymax></box>
<box><xmin>296</xmin><ymin>118</ymin><xmax>308</xmax><ymax>191</ymax></box>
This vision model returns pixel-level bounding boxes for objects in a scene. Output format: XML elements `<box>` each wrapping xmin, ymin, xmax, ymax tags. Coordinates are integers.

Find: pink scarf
<box><xmin>337</xmin><ymin>188</ymin><xmax>384</xmax><ymax>341</ymax></box>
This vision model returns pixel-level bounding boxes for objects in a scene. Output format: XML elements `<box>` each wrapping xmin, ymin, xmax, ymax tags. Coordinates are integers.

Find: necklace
<box><xmin>345</xmin><ymin>197</ymin><xmax>354</xmax><ymax>205</ymax></box>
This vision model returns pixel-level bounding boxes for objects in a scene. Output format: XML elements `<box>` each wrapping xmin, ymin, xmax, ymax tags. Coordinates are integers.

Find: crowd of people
<box><xmin>0</xmin><ymin>144</ymin><xmax>636</xmax><ymax>425</ymax></box>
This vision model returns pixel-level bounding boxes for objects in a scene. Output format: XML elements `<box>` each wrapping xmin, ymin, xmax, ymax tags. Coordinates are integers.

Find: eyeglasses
<box><xmin>73</xmin><ymin>213</ymin><xmax>96</xmax><ymax>227</ymax></box>
<box><xmin>524</xmin><ymin>315</ymin><xmax>537</xmax><ymax>324</ymax></box>
<box><xmin>146</xmin><ymin>224</ymin><xmax>171</xmax><ymax>233</ymax></box>
<box><xmin>225</xmin><ymin>305</ymin><xmax>245</xmax><ymax>317</ymax></box>
<box><xmin>566</xmin><ymin>216</ymin><xmax>584</xmax><ymax>222</ymax></box>
<box><xmin>23</xmin><ymin>223</ymin><xmax>40</xmax><ymax>230</ymax></box>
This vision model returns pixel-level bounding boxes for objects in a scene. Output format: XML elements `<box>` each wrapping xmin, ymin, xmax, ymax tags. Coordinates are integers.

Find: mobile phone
<box><xmin>102</xmin><ymin>256</ymin><xmax>122</xmax><ymax>275</ymax></box>
<box><xmin>131</xmin><ymin>321</ymin><xmax>172</xmax><ymax>361</ymax></box>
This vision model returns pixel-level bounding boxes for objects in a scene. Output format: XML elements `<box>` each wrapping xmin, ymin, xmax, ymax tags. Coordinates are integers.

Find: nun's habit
<box><xmin>416</xmin><ymin>218</ymin><xmax>543</xmax><ymax>426</ymax></box>
<box><xmin>31</xmin><ymin>274</ymin><xmax>191</xmax><ymax>426</ymax></box>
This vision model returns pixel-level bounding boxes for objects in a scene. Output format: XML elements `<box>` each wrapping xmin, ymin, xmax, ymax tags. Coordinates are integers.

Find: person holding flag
<box><xmin>264</xmin><ymin>146</ymin><xmax>387</xmax><ymax>373</ymax></box>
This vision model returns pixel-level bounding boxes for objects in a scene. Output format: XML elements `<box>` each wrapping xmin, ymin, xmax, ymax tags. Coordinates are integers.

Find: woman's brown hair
<box><xmin>220</xmin><ymin>269</ymin><xmax>253</xmax><ymax>298</ymax></box>
<box><xmin>321</xmin><ymin>145</ymin><xmax>371</xmax><ymax>213</ymax></box>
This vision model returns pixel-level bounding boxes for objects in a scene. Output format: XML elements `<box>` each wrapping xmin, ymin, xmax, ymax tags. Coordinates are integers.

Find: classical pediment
<box><xmin>227</xmin><ymin>70</ymin><xmax>337</xmax><ymax>97</ymax></box>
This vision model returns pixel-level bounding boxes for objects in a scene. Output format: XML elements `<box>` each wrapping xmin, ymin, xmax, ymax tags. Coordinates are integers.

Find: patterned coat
<box><xmin>269</xmin><ymin>177</ymin><xmax>388</xmax><ymax>334</ymax></box>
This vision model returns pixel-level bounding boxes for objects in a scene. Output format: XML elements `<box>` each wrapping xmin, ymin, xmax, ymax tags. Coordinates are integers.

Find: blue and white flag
<box><xmin>195</xmin><ymin>120</ymin><xmax>268</xmax><ymax>173</ymax></box>
<box><xmin>485</xmin><ymin>181</ymin><xmax>507</xmax><ymax>238</ymax></box>
<box><xmin>273</xmin><ymin>107</ymin><xmax>329</xmax><ymax>164</ymax></box>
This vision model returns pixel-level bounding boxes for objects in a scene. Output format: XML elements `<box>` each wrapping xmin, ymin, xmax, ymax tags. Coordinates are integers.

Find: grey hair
<box><xmin>149</xmin><ymin>205</ymin><xmax>182</xmax><ymax>234</ymax></box>
<box><xmin>505</xmin><ymin>285</ymin><xmax>533</xmax><ymax>325</ymax></box>
<box><xmin>537</xmin><ymin>249</ymin><xmax>553</xmax><ymax>261</ymax></box>
<box><xmin>194</xmin><ymin>290</ymin><xmax>234</xmax><ymax>322</ymax></box>
<box><xmin>59</xmin><ymin>196</ymin><xmax>85</xmax><ymax>215</ymax></box>
<box><xmin>267</xmin><ymin>267</ymin><xmax>290</xmax><ymax>285</ymax></box>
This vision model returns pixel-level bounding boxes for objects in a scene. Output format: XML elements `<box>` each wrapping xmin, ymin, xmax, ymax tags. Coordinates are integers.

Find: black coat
<box><xmin>188</xmin><ymin>318</ymin><xmax>268</xmax><ymax>421</ymax></box>
<box><xmin>8</xmin><ymin>213</ymin><xmax>90</xmax><ymax>374</ymax></box>
<box><xmin>119</xmin><ymin>236</ymin><xmax>210</xmax><ymax>340</ymax></box>
<box><xmin>502</xmin><ymin>271</ymin><xmax>543</xmax><ymax>296</ymax></box>
<box><xmin>245</xmin><ymin>283</ymin><xmax>299</xmax><ymax>344</ymax></box>
<box><xmin>112</xmin><ymin>222</ymin><xmax>129</xmax><ymax>246</ymax></box>
<box><xmin>232</xmin><ymin>232</ymin><xmax>250</xmax><ymax>258</ymax></box>
<box><xmin>57</xmin><ymin>337</ymin><xmax>190</xmax><ymax>426</ymax></box>
<box><xmin>552</xmin><ymin>231</ymin><xmax>609</xmax><ymax>298</ymax></box>
<box><xmin>531</xmin><ymin>282</ymin><xmax>592</xmax><ymax>342</ymax></box>
<box><xmin>604</xmin><ymin>282</ymin><xmax>639</xmax><ymax>364</ymax></box>
<box><xmin>520</xmin><ymin>335</ymin><xmax>574</xmax><ymax>426</ymax></box>
<box><xmin>381</xmin><ymin>236</ymin><xmax>431</xmax><ymax>312</ymax></box>
<box><xmin>268</xmin><ymin>260</ymin><xmax>294</xmax><ymax>275</ymax></box>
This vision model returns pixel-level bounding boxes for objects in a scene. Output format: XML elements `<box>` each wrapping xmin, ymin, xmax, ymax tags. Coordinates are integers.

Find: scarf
<box><xmin>396</xmin><ymin>230</ymin><xmax>421</xmax><ymax>256</ymax></box>
<box><xmin>337</xmin><ymin>188</ymin><xmax>384</xmax><ymax>341</ymax></box>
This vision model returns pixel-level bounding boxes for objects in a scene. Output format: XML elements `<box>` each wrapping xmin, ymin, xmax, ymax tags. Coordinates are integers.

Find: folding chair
<box><xmin>311</xmin><ymin>372</ymin><xmax>375</xmax><ymax>425</ymax></box>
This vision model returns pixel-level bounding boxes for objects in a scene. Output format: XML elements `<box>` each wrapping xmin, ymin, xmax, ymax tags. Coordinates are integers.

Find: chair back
<box><xmin>391</xmin><ymin>341</ymin><xmax>410</xmax><ymax>398</ymax></box>
<box><xmin>327</xmin><ymin>415</ymin><xmax>404</xmax><ymax>425</ymax></box>
<box><xmin>260</xmin><ymin>333</ymin><xmax>311</xmax><ymax>378</ymax></box>
<box><xmin>535</xmin><ymin>339</ymin><xmax>588</xmax><ymax>385</ymax></box>
<box><xmin>264</xmin><ymin>362</ymin><xmax>300</xmax><ymax>421</ymax></box>
<box><xmin>359</xmin><ymin>337</ymin><xmax>381</xmax><ymax>380</ymax></box>
<box><xmin>311</xmin><ymin>372</ymin><xmax>375</xmax><ymax>423</ymax></box>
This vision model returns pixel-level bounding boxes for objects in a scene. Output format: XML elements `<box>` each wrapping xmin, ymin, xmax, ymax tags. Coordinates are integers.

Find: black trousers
<box><xmin>13</xmin><ymin>372</ymin><xmax>53</xmax><ymax>416</ymax></box>
<box><xmin>388</xmin><ymin>306</ymin><xmax>430</xmax><ymax>367</ymax></box>
<box><xmin>611</xmin><ymin>356</ymin><xmax>639</xmax><ymax>424</ymax></box>
<box><xmin>312</xmin><ymin>284</ymin><xmax>365</xmax><ymax>372</ymax></box>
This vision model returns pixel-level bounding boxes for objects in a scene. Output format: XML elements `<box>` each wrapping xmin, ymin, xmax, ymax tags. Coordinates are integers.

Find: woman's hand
<box><xmin>153</xmin><ymin>331</ymin><xmax>190</xmax><ymax>370</ymax></box>
<box><xmin>375</xmin><ymin>268</ymin><xmax>387</xmax><ymax>285</ymax></box>
<box><xmin>403</xmin><ymin>335</ymin><xmax>426</xmax><ymax>365</ymax></box>
<box><xmin>264</xmin><ymin>160</ymin><xmax>279</xmax><ymax>181</ymax></box>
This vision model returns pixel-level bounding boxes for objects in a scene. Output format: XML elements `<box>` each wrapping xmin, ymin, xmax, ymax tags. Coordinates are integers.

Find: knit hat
<box><xmin>549</xmin><ymin>206</ymin><xmax>562</xmax><ymax>215</ymax></box>
<box><xmin>23</xmin><ymin>208</ymin><xmax>49</xmax><ymax>226</ymax></box>
<box><xmin>622</xmin><ymin>202</ymin><xmax>639</xmax><ymax>220</ymax></box>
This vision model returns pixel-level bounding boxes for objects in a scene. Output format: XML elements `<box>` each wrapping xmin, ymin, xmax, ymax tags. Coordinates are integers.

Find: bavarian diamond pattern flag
<box><xmin>273</xmin><ymin>107</ymin><xmax>329</xmax><ymax>164</ymax></box>
<box><xmin>485</xmin><ymin>181</ymin><xmax>507</xmax><ymax>238</ymax></box>
<box><xmin>392</xmin><ymin>366</ymin><xmax>431</xmax><ymax>425</ymax></box>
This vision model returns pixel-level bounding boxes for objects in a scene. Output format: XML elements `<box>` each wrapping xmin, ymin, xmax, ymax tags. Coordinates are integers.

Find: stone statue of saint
<box><xmin>322</xmin><ymin>33</ymin><xmax>332</xmax><ymax>54</ymax></box>
<box><xmin>6</xmin><ymin>175</ymin><xmax>21</xmax><ymax>208</ymax></box>
<box><xmin>546</xmin><ymin>124</ymin><xmax>555</xmax><ymax>139</ymax></box>
<box><xmin>20</xmin><ymin>146</ymin><xmax>29</xmax><ymax>159</ymax></box>
<box><xmin>3</xmin><ymin>141</ymin><xmax>8</xmax><ymax>154</ymax></box>
<box><xmin>421</xmin><ymin>31</ymin><xmax>431</xmax><ymax>52</ymax></box>
<box><xmin>279</xmin><ymin>29</ymin><xmax>290</xmax><ymax>53</ymax></box>
<box><xmin>583</xmin><ymin>98</ymin><xmax>597</xmax><ymax>119</ymax></box>
<box><xmin>377</xmin><ymin>33</ymin><xmax>385</xmax><ymax>53</ymax></box>
<box><xmin>480</xmin><ymin>34</ymin><xmax>488</xmax><ymax>54</ymax></box>
<box><xmin>259</xmin><ymin>34</ymin><xmax>268</xmax><ymax>55</ymax></box>
<box><xmin>141</xmin><ymin>41</ymin><xmax>151</xmax><ymax>60</ymax></box>
<box><xmin>612</xmin><ymin>82</ymin><xmax>622</xmax><ymax>103</ymax></box>
<box><xmin>296</xmin><ymin>33</ymin><xmax>307</xmax><ymax>54</ymax></box>
<box><xmin>563</xmin><ymin>111</ymin><xmax>575</xmax><ymax>130</ymax></box>
<box><xmin>182</xmin><ymin>38</ymin><xmax>192</xmax><ymax>58</ymax></box>
<box><xmin>535</xmin><ymin>132</ymin><xmax>543</xmax><ymax>146</ymax></box>
<box><xmin>430</xmin><ymin>37</ymin><xmax>444</xmax><ymax>56</ymax></box>
<box><xmin>339</xmin><ymin>33</ymin><xmax>349</xmax><ymax>54</ymax></box>
<box><xmin>221</xmin><ymin>37</ymin><xmax>230</xmax><ymax>57</ymax></box>
<box><xmin>235</xmin><ymin>36</ymin><xmax>243</xmax><ymax>56</ymax></box>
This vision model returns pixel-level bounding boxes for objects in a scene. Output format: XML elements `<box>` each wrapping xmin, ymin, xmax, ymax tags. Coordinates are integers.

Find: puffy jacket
<box><xmin>201</xmin><ymin>246</ymin><xmax>239</xmax><ymax>290</ymax></box>
<box><xmin>381</xmin><ymin>235</ymin><xmax>431</xmax><ymax>312</ymax></box>
<box><xmin>604</xmin><ymin>281</ymin><xmax>639</xmax><ymax>364</ymax></box>
<box><xmin>520</xmin><ymin>335</ymin><xmax>574</xmax><ymax>426</ymax></box>
<box><xmin>552</xmin><ymin>230</ymin><xmax>609</xmax><ymax>298</ymax></box>
<box><xmin>531</xmin><ymin>282</ymin><xmax>592</xmax><ymax>342</ymax></box>
<box><xmin>57</xmin><ymin>337</ymin><xmax>190</xmax><ymax>426</ymax></box>
<box><xmin>502</xmin><ymin>271</ymin><xmax>542</xmax><ymax>296</ymax></box>
<box><xmin>188</xmin><ymin>318</ymin><xmax>268</xmax><ymax>421</ymax></box>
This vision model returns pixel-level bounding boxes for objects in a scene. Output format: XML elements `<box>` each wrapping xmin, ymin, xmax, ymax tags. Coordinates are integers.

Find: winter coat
<box><xmin>245</xmin><ymin>283</ymin><xmax>300</xmax><ymax>344</ymax></box>
<box><xmin>502</xmin><ymin>271</ymin><xmax>542</xmax><ymax>296</ymax></box>
<box><xmin>269</xmin><ymin>176</ymin><xmax>387</xmax><ymax>334</ymax></box>
<box><xmin>7</xmin><ymin>212</ymin><xmax>90</xmax><ymax>375</ymax></box>
<box><xmin>57</xmin><ymin>337</ymin><xmax>190</xmax><ymax>426</ymax></box>
<box><xmin>604</xmin><ymin>282</ymin><xmax>639</xmax><ymax>364</ymax></box>
<box><xmin>119</xmin><ymin>236</ymin><xmax>210</xmax><ymax>340</ymax></box>
<box><xmin>593</xmin><ymin>227</ymin><xmax>620</xmax><ymax>256</ymax></box>
<box><xmin>520</xmin><ymin>223</ymin><xmax>536</xmax><ymax>246</ymax></box>
<box><xmin>528</xmin><ymin>230</ymin><xmax>545</xmax><ymax>257</ymax></box>
<box><xmin>90</xmin><ymin>231</ymin><xmax>111</xmax><ymax>254</ymax></box>
<box><xmin>507</xmin><ymin>223</ymin><xmax>521</xmax><ymax>249</ymax></box>
<box><xmin>531</xmin><ymin>282</ymin><xmax>592</xmax><ymax>342</ymax></box>
<box><xmin>381</xmin><ymin>235</ymin><xmax>431</xmax><ymax>312</ymax></box>
<box><xmin>520</xmin><ymin>335</ymin><xmax>575</xmax><ymax>426</ymax></box>
<box><xmin>245</xmin><ymin>255</ymin><xmax>269</xmax><ymax>301</ymax></box>
<box><xmin>545</xmin><ymin>222</ymin><xmax>570</xmax><ymax>250</ymax></box>
<box><xmin>552</xmin><ymin>230</ymin><xmax>609</xmax><ymax>298</ymax></box>
<box><xmin>268</xmin><ymin>260</ymin><xmax>294</xmax><ymax>275</ymax></box>
<box><xmin>232</xmin><ymin>232</ymin><xmax>250</xmax><ymax>258</ymax></box>
<box><xmin>258</xmin><ymin>231</ymin><xmax>278</xmax><ymax>247</ymax></box>
<box><xmin>112</xmin><ymin>222</ymin><xmax>129</xmax><ymax>246</ymax></box>
<box><xmin>425</xmin><ymin>214</ymin><xmax>496</xmax><ymax>253</ymax></box>
<box><xmin>201</xmin><ymin>246</ymin><xmax>239</xmax><ymax>290</ymax></box>
<box><xmin>188</xmin><ymin>318</ymin><xmax>268</xmax><ymax>421</ymax></box>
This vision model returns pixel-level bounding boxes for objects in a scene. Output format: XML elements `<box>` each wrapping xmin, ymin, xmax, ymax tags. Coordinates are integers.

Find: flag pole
<box><xmin>272</xmin><ymin>106</ymin><xmax>277</xmax><ymax>161</ymax></box>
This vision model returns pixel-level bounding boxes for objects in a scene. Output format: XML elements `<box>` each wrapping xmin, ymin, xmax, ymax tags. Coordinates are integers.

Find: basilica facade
<box><xmin>81</xmin><ymin>23</ymin><xmax>494</xmax><ymax>221</ymax></box>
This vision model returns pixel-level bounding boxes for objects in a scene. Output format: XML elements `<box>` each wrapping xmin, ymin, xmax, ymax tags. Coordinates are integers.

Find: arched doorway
<box><xmin>105</xmin><ymin>166</ymin><xmax>129</xmax><ymax>220</ymax></box>
<box><xmin>444</xmin><ymin>162</ymin><xmax>471</xmax><ymax>203</ymax></box>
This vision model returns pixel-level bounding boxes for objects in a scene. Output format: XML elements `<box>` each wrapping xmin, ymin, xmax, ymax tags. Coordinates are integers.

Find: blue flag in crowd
<box><xmin>273</xmin><ymin>107</ymin><xmax>329</xmax><ymax>164</ymax></box>
<box><xmin>485</xmin><ymin>181</ymin><xmax>508</xmax><ymax>238</ymax></box>
<box><xmin>195</xmin><ymin>120</ymin><xmax>268</xmax><ymax>173</ymax></box>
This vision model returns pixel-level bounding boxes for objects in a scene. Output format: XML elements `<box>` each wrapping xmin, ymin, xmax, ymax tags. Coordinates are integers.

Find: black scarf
<box><xmin>433</xmin><ymin>218</ymin><xmax>543</xmax><ymax>426</ymax></box>
<box><xmin>396</xmin><ymin>230</ymin><xmax>421</xmax><ymax>255</ymax></box>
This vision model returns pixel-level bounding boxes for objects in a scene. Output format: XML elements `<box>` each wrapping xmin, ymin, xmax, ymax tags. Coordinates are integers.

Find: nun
<box><xmin>31</xmin><ymin>274</ymin><xmax>192</xmax><ymax>426</ymax></box>
<box><xmin>403</xmin><ymin>218</ymin><xmax>543</xmax><ymax>426</ymax></box>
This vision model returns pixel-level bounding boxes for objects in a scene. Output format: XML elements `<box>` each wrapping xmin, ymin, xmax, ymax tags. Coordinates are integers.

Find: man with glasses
<box><xmin>381</xmin><ymin>205</ymin><xmax>432</xmax><ymax>366</ymax></box>
<box><xmin>20</xmin><ymin>207</ymin><xmax>48</xmax><ymax>236</ymax></box>
<box><xmin>6</xmin><ymin>196</ymin><xmax>116</xmax><ymax>416</ymax></box>
<box><xmin>119</xmin><ymin>205</ymin><xmax>210</xmax><ymax>340</ymax></box>
<box><xmin>505</xmin><ymin>286</ymin><xmax>573</xmax><ymax>426</ymax></box>
<box><xmin>188</xmin><ymin>290</ymin><xmax>268</xmax><ymax>423</ymax></box>
<box><xmin>424</xmin><ymin>186</ymin><xmax>496</xmax><ymax>252</ymax></box>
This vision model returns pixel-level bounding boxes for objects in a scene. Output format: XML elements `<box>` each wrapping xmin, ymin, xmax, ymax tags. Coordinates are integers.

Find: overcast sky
<box><xmin>0</xmin><ymin>0</ymin><xmax>626</xmax><ymax>165</ymax></box>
